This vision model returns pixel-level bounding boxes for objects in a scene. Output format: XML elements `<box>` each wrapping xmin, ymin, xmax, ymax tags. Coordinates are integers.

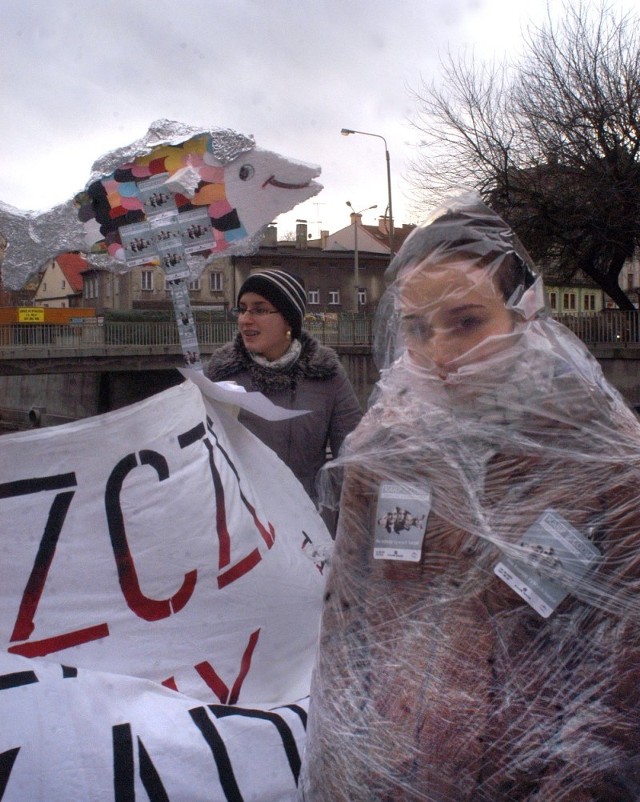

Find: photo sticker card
<box><xmin>494</xmin><ymin>508</ymin><xmax>601</xmax><ymax>618</ymax></box>
<box><xmin>178</xmin><ymin>208</ymin><xmax>216</xmax><ymax>255</ymax></box>
<box><xmin>373</xmin><ymin>482</ymin><xmax>431</xmax><ymax>562</ymax></box>
<box><xmin>137</xmin><ymin>173</ymin><xmax>178</xmax><ymax>220</ymax></box>
<box><xmin>119</xmin><ymin>221</ymin><xmax>158</xmax><ymax>268</ymax></box>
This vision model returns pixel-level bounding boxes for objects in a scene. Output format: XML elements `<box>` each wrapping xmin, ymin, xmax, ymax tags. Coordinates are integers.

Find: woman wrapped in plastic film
<box><xmin>300</xmin><ymin>191</ymin><xmax>640</xmax><ymax>801</ymax></box>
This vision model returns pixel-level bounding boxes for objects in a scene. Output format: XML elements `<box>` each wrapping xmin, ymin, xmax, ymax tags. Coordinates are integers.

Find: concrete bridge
<box><xmin>0</xmin><ymin>319</ymin><xmax>378</xmax><ymax>429</ymax></box>
<box><xmin>1</xmin><ymin>314</ymin><xmax>639</xmax><ymax>429</ymax></box>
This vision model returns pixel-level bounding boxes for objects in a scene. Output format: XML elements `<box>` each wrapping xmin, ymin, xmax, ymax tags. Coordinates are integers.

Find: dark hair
<box><xmin>388</xmin><ymin>204</ymin><xmax>538</xmax><ymax>303</ymax></box>
<box><xmin>474</xmin><ymin>249</ymin><xmax>535</xmax><ymax>303</ymax></box>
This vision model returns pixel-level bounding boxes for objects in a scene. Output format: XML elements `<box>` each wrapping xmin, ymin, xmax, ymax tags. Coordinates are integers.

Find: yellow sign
<box><xmin>18</xmin><ymin>307</ymin><xmax>45</xmax><ymax>323</ymax></box>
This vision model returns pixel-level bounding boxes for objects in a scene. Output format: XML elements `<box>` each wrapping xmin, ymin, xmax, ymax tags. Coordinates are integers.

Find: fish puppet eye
<box><xmin>239</xmin><ymin>164</ymin><xmax>255</xmax><ymax>181</ymax></box>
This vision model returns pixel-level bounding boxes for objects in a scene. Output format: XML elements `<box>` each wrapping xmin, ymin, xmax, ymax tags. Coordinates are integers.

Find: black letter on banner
<box><xmin>0</xmin><ymin>747</ymin><xmax>20</xmax><ymax>799</ymax></box>
<box><xmin>0</xmin><ymin>473</ymin><xmax>77</xmax><ymax>643</ymax></box>
<box><xmin>105</xmin><ymin>451</ymin><xmax>197</xmax><ymax>621</ymax></box>
<box><xmin>188</xmin><ymin>706</ymin><xmax>243</xmax><ymax>802</ymax></box>
<box><xmin>138</xmin><ymin>737</ymin><xmax>170</xmax><ymax>802</ymax></box>
<box><xmin>113</xmin><ymin>723</ymin><xmax>134</xmax><ymax>802</ymax></box>
<box><xmin>0</xmin><ymin>671</ymin><xmax>38</xmax><ymax>691</ymax></box>
<box><xmin>112</xmin><ymin>724</ymin><xmax>171</xmax><ymax>802</ymax></box>
<box><xmin>209</xmin><ymin>705</ymin><xmax>302</xmax><ymax>783</ymax></box>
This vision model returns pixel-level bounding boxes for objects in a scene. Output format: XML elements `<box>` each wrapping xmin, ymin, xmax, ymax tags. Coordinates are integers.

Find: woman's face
<box><xmin>237</xmin><ymin>291</ymin><xmax>291</xmax><ymax>361</ymax></box>
<box><xmin>399</xmin><ymin>260</ymin><xmax>516</xmax><ymax>377</ymax></box>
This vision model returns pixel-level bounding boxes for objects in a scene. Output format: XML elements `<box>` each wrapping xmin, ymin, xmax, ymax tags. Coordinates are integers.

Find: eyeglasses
<box><xmin>230</xmin><ymin>305</ymin><xmax>281</xmax><ymax>318</ymax></box>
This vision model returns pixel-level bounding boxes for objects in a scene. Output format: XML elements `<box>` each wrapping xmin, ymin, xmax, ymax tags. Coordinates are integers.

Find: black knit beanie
<box><xmin>237</xmin><ymin>270</ymin><xmax>307</xmax><ymax>339</ymax></box>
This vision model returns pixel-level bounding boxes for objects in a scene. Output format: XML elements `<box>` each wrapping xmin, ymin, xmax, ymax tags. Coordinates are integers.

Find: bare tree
<box><xmin>409</xmin><ymin>2</ymin><xmax>640</xmax><ymax>309</ymax></box>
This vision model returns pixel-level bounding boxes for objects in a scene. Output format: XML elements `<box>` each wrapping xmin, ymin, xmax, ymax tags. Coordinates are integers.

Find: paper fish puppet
<box><xmin>0</xmin><ymin>119</ymin><xmax>322</xmax><ymax>290</ymax></box>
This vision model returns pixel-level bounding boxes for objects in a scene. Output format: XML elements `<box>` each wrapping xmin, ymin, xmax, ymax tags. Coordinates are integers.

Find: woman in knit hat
<box><xmin>205</xmin><ymin>269</ymin><xmax>362</xmax><ymax>511</ymax></box>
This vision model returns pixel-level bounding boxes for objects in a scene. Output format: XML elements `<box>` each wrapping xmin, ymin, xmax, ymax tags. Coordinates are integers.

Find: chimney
<box><xmin>295</xmin><ymin>220</ymin><xmax>308</xmax><ymax>249</ymax></box>
<box><xmin>378</xmin><ymin>215</ymin><xmax>393</xmax><ymax>235</ymax></box>
<box><xmin>320</xmin><ymin>229</ymin><xmax>329</xmax><ymax>248</ymax></box>
<box><xmin>262</xmin><ymin>224</ymin><xmax>277</xmax><ymax>246</ymax></box>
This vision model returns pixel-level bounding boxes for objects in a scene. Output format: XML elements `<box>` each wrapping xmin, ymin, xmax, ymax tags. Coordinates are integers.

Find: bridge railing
<box><xmin>554</xmin><ymin>311</ymin><xmax>640</xmax><ymax>344</ymax></box>
<box><xmin>304</xmin><ymin>316</ymin><xmax>373</xmax><ymax>345</ymax></box>
<box><xmin>0</xmin><ymin>316</ymin><xmax>376</xmax><ymax>351</ymax></box>
<box><xmin>1</xmin><ymin>311</ymin><xmax>639</xmax><ymax>353</ymax></box>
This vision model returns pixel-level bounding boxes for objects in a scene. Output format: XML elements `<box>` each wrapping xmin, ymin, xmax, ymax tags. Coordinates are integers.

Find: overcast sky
<box><xmin>1</xmin><ymin>0</ymin><xmax>636</xmax><ymax>241</ymax></box>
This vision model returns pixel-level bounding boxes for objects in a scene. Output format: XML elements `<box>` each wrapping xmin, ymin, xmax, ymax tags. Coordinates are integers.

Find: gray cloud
<box><xmin>2</xmin><ymin>0</ymin><xmax>630</xmax><ymax>239</ymax></box>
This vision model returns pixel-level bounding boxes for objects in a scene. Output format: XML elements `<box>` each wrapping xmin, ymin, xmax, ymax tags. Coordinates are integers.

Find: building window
<box><xmin>548</xmin><ymin>292</ymin><xmax>557</xmax><ymax>310</ymax></box>
<box><xmin>61</xmin><ymin>279</ymin><xmax>66</xmax><ymax>289</ymax></box>
<box><xmin>84</xmin><ymin>276</ymin><xmax>98</xmax><ymax>300</ymax></box>
<box><xmin>308</xmin><ymin>289</ymin><xmax>320</xmax><ymax>305</ymax></box>
<box><xmin>189</xmin><ymin>278</ymin><xmax>201</xmax><ymax>291</ymax></box>
<box><xmin>358</xmin><ymin>288</ymin><xmax>367</xmax><ymax>306</ymax></box>
<box><xmin>563</xmin><ymin>292</ymin><xmax>576</xmax><ymax>311</ymax></box>
<box><xmin>209</xmin><ymin>272</ymin><xmax>223</xmax><ymax>292</ymax></box>
<box><xmin>627</xmin><ymin>273</ymin><xmax>634</xmax><ymax>291</ymax></box>
<box><xmin>141</xmin><ymin>270</ymin><xmax>154</xmax><ymax>291</ymax></box>
<box><xmin>329</xmin><ymin>290</ymin><xmax>340</xmax><ymax>305</ymax></box>
<box><xmin>583</xmin><ymin>293</ymin><xmax>596</xmax><ymax>311</ymax></box>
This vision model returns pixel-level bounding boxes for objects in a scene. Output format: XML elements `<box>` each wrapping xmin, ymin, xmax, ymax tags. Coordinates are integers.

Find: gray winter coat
<box><xmin>205</xmin><ymin>332</ymin><xmax>363</xmax><ymax>499</ymax></box>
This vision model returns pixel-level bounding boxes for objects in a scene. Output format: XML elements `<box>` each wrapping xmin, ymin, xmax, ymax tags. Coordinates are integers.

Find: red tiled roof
<box><xmin>55</xmin><ymin>252</ymin><xmax>88</xmax><ymax>293</ymax></box>
<box><xmin>362</xmin><ymin>223</ymin><xmax>416</xmax><ymax>252</ymax></box>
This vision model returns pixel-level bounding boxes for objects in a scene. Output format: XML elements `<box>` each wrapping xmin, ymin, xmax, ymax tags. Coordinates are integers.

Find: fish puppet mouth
<box><xmin>261</xmin><ymin>174</ymin><xmax>313</xmax><ymax>190</ymax></box>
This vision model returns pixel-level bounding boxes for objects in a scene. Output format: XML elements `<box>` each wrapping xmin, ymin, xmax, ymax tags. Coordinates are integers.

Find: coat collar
<box><xmin>205</xmin><ymin>331</ymin><xmax>340</xmax><ymax>393</ymax></box>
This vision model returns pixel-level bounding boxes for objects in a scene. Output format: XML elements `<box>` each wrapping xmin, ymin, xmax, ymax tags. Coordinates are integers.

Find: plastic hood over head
<box><xmin>301</xmin><ymin>190</ymin><xmax>640</xmax><ymax>801</ymax></box>
<box><xmin>374</xmin><ymin>190</ymin><xmax>545</xmax><ymax>372</ymax></box>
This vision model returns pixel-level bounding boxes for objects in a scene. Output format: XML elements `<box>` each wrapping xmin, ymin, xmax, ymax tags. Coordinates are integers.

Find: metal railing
<box><xmin>0</xmin><ymin>315</ymin><xmax>375</xmax><ymax>352</ymax></box>
<box><xmin>305</xmin><ymin>316</ymin><xmax>373</xmax><ymax>345</ymax></box>
<box><xmin>554</xmin><ymin>311</ymin><xmax>640</xmax><ymax>344</ymax></box>
<box><xmin>1</xmin><ymin>311</ymin><xmax>639</xmax><ymax>354</ymax></box>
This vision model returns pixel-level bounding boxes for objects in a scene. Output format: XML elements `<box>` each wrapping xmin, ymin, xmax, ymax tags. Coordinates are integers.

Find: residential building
<box><xmin>232</xmin><ymin>217</ymin><xmax>415</xmax><ymax>316</ymax></box>
<box><xmin>33</xmin><ymin>252</ymin><xmax>88</xmax><ymax>308</ymax></box>
<box><xmin>0</xmin><ymin>271</ymin><xmax>39</xmax><ymax>308</ymax></box>
<box><xmin>545</xmin><ymin>251</ymin><xmax>640</xmax><ymax>312</ymax></box>
<box><xmin>617</xmin><ymin>251</ymin><xmax>640</xmax><ymax>308</ymax></box>
<box><xmin>74</xmin><ymin>216</ymin><xmax>416</xmax><ymax>316</ymax></box>
<box><xmin>546</xmin><ymin>282</ymin><xmax>605</xmax><ymax>314</ymax></box>
<box><xmin>80</xmin><ymin>258</ymin><xmax>233</xmax><ymax>315</ymax></box>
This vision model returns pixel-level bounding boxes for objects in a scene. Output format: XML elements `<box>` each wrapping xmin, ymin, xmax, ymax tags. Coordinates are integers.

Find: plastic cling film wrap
<box><xmin>301</xmin><ymin>191</ymin><xmax>640</xmax><ymax>801</ymax></box>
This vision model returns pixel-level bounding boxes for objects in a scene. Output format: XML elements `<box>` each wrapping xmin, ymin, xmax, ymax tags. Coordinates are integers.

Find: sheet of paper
<box><xmin>179</xmin><ymin>367</ymin><xmax>311</xmax><ymax>421</ymax></box>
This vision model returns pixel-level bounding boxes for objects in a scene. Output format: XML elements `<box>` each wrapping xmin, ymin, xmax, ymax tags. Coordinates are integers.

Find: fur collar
<box><xmin>205</xmin><ymin>331</ymin><xmax>341</xmax><ymax>393</ymax></box>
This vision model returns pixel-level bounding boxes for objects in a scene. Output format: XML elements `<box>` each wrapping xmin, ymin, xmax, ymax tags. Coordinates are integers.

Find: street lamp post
<box><xmin>346</xmin><ymin>201</ymin><xmax>377</xmax><ymax>313</ymax></box>
<box><xmin>341</xmin><ymin>128</ymin><xmax>395</xmax><ymax>258</ymax></box>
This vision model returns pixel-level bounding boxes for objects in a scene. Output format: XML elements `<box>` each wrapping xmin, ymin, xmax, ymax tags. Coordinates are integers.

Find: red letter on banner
<box><xmin>178</xmin><ymin>421</ymin><xmax>276</xmax><ymax>590</ymax></box>
<box><xmin>194</xmin><ymin>628</ymin><xmax>261</xmax><ymax>704</ymax></box>
<box><xmin>2</xmin><ymin>473</ymin><xmax>110</xmax><ymax>656</ymax></box>
<box><xmin>105</xmin><ymin>450</ymin><xmax>197</xmax><ymax>622</ymax></box>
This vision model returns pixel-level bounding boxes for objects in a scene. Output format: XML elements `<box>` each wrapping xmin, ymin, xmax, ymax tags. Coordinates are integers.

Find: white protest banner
<box><xmin>0</xmin><ymin>650</ymin><xmax>308</xmax><ymax>801</ymax></box>
<box><xmin>0</xmin><ymin>380</ymin><xmax>332</xmax><ymax>706</ymax></box>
